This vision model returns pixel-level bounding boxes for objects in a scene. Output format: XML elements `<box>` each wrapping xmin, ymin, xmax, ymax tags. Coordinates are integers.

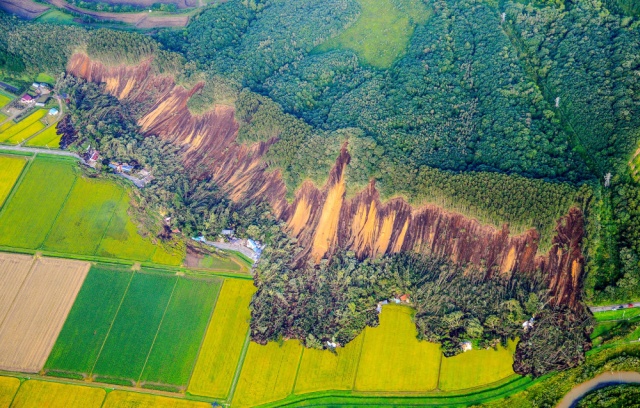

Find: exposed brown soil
<box><xmin>0</xmin><ymin>0</ymin><xmax>50</xmax><ymax>19</ymax></box>
<box><xmin>44</xmin><ymin>0</ymin><xmax>189</xmax><ymax>27</ymax></box>
<box><xmin>82</xmin><ymin>0</ymin><xmax>197</xmax><ymax>9</ymax></box>
<box><xmin>67</xmin><ymin>53</ymin><xmax>587</xmax><ymax>309</ymax></box>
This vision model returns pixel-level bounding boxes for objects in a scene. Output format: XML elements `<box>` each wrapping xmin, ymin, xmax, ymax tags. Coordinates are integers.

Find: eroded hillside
<box><xmin>68</xmin><ymin>52</ymin><xmax>585</xmax><ymax>309</ymax></box>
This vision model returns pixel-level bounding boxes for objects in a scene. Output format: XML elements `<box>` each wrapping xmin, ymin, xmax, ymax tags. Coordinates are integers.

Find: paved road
<box><xmin>590</xmin><ymin>302</ymin><xmax>640</xmax><ymax>313</ymax></box>
<box><xmin>1</xmin><ymin>145</ymin><xmax>79</xmax><ymax>158</ymax></box>
<box><xmin>556</xmin><ymin>371</ymin><xmax>640</xmax><ymax>408</ymax></box>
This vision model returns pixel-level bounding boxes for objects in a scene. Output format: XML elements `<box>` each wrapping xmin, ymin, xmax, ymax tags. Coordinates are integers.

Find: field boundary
<box><xmin>226</xmin><ymin>330</ymin><xmax>252</xmax><ymax>403</ymax></box>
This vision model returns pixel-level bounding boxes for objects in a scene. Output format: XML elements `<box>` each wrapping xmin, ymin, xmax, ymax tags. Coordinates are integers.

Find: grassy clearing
<box><xmin>10</xmin><ymin>380</ymin><xmax>105</xmax><ymax>408</ymax></box>
<box><xmin>35</xmin><ymin>73</ymin><xmax>56</xmax><ymax>85</ymax></box>
<box><xmin>294</xmin><ymin>332</ymin><xmax>364</xmax><ymax>394</ymax></box>
<box><xmin>140</xmin><ymin>276</ymin><xmax>222</xmax><ymax>388</ymax></box>
<box><xmin>25</xmin><ymin>126</ymin><xmax>61</xmax><ymax>148</ymax></box>
<box><xmin>0</xmin><ymin>155</ymin><xmax>27</xmax><ymax>207</ymax></box>
<box><xmin>354</xmin><ymin>305</ymin><xmax>441</xmax><ymax>392</ymax></box>
<box><xmin>0</xmin><ymin>110</ymin><xmax>47</xmax><ymax>144</ymax></box>
<box><xmin>232</xmin><ymin>340</ymin><xmax>303</xmax><ymax>408</ymax></box>
<box><xmin>199</xmin><ymin>253</ymin><xmax>242</xmax><ymax>271</ymax></box>
<box><xmin>188</xmin><ymin>279</ymin><xmax>256</xmax><ymax>398</ymax></box>
<box><xmin>36</xmin><ymin>9</ymin><xmax>77</xmax><ymax>25</ymax></box>
<box><xmin>594</xmin><ymin>308</ymin><xmax>640</xmax><ymax>322</ymax></box>
<box><xmin>45</xmin><ymin>265</ymin><xmax>133</xmax><ymax>376</ymax></box>
<box><xmin>438</xmin><ymin>339</ymin><xmax>517</xmax><ymax>391</ymax></box>
<box><xmin>92</xmin><ymin>272</ymin><xmax>176</xmax><ymax>382</ymax></box>
<box><xmin>0</xmin><ymin>156</ymin><xmax>77</xmax><ymax>249</ymax></box>
<box><xmin>316</xmin><ymin>0</ymin><xmax>430</xmax><ymax>68</ymax></box>
<box><xmin>102</xmin><ymin>390</ymin><xmax>210</xmax><ymax>408</ymax></box>
<box><xmin>0</xmin><ymin>376</ymin><xmax>20</xmax><ymax>407</ymax></box>
<box><xmin>43</xmin><ymin>177</ymin><xmax>123</xmax><ymax>255</ymax></box>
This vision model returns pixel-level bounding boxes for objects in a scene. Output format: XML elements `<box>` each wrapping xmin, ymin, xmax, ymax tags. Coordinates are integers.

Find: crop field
<box><xmin>232</xmin><ymin>340</ymin><xmax>303</xmax><ymax>407</ymax></box>
<box><xmin>140</xmin><ymin>276</ymin><xmax>221</xmax><ymax>389</ymax></box>
<box><xmin>354</xmin><ymin>305</ymin><xmax>441</xmax><ymax>392</ymax></box>
<box><xmin>0</xmin><ymin>253</ymin><xmax>34</xmax><ymax>322</ymax></box>
<box><xmin>0</xmin><ymin>257</ymin><xmax>89</xmax><ymax>372</ymax></box>
<box><xmin>0</xmin><ymin>156</ymin><xmax>77</xmax><ymax>249</ymax></box>
<box><xmin>294</xmin><ymin>333</ymin><xmax>364</xmax><ymax>394</ymax></box>
<box><xmin>0</xmin><ymin>155</ymin><xmax>27</xmax><ymax>207</ymax></box>
<box><xmin>25</xmin><ymin>126</ymin><xmax>61</xmax><ymax>147</ymax></box>
<box><xmin>0</xmin><ymin>376</ymin><xmax>20</xmax><ymax>407</ymax></box>
<box><xmin>10</xmin><ymin>380</ymin><xmax>105</xmax><ymax>408</ymax></box>
<box><xmin>102</xmin><ymin>391</ymin><xmax>210</xmax><ymax>408</ymax></box>
<box><xmin>594</xmin><ymin>308</ymin><xmax>640</xmax><ymax>321</ymax></box>
<box><xmin>43</xmin><ymin>176</ymin><xmax>124</xmax><ymax>255</ymax></box>
<box><xmin>92</xmin><ymin>271</ymin><xmax>176</xmax><ymax>383</ymax></box>
<box><xmin>0</xmin><ymin>94</ymin><xmax>11</xmax><ymax>107</ymax></box>
<box><xmin>0</xmin><ymin>109</ymin><xmax>46</xmax><ymax>144</ymax></box>
<box><xmin>316</xmin><ymin>0</ymin><xmax>430</xmax><ymax>68</ymax></box>
<box><xmin>45</xmin><ymin>265</ymin><xmax>133</xmax><ymax>376</ymax></box>
<box><xmin>438</xmin><ymin>339</ymin><xmax>517</xmax><ymax>391</ymax></box>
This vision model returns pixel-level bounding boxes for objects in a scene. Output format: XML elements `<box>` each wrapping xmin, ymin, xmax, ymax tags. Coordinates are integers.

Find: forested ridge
<box><xmin>1</xmin><ymin>0</ymin><xmax>640</xmax><ymax>379</ymax></box>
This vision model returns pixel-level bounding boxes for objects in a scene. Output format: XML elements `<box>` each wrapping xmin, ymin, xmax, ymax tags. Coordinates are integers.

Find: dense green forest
<box><xmin>576</xmin><ymin>384</ymin><xmax>640</xmax><ymax>407</ymax></box>
<box><xmin>1</xmin><ymin>0</ymin><xmax>640</xmax><ymax>380</ymax></box>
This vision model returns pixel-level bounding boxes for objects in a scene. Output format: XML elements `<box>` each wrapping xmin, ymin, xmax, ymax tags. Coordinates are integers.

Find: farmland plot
<box><xmin>232</xmin><ymin>340</ymin><xmax>303</xmax><ymax>408</ymax></box>
<box><xmin>0</xmin><ymin>253</ymin><xmax>34</xmax><ymax>322</ymax></box>
<box><xmin>0</xmin><ymin>109</ymin><xmax>46</xmax><ymax>143</ymax></box>
<box><xmin>25</xmin><ymin>126</ymin><xmax>61</xmax><ymax>148</ymax></box>
<box><xmin>0</xmin><ymin>156</ymin><xmax>77</xmax><ymax>249</ymax></box>
<box><xmin>43</xmin><ymin>176</ymin><xmax>123</xmax><ymax>255</ymax></box>
<box><xmin>0</xmin><ymin>376</ymin><xmax>20</xmax><ymax>407</ymax></box>
<box><xmin>103</xmin><ymin>390</ymin><xmax>210</xmax><ymax>408</ymax></box>
<box><xmin>0</xmin><ymin>257</ymin><xmax>89</xmax><ymax>372</ymax></box>
<box><xmin>0</xmin><ymin>155</ymin><xmax>27</xmax><ymax>207</ymax></box>
<box><xmin>92</xmin><ymin>271</ymin><xmax>176</xmax><ymax>383</ymax></box>
<box><xmin>0</xmin><ymin>95</ymin><xmax>11</xmax><ymax>107</ymax></box>
<box><xmin>140</xmin><ymin>276</ymin><xmax>221</xmax><ymax>389</ymax></box>
<box><xmin>45</xmin><ymin>265</ymin><xmax>133</xmax><ymax>376</ymax></box>
<box><xmin>294</xmin><ymin>333</ymin><xmax>364</xmax><ymax>394</ymax></box>
<box><xmin>354</xmin><ymin>305</ymin><xmax>441</xmax><ymax>392</ymax></box>
<box><xmin>188</xmin><ymin>279</ymin><xmax>256</xmax><ymax>398</ymax></box>
<box><xmin>10</xmin><ymin>380</ymin><xmax>105</xmax><ymax>408</ymax></box>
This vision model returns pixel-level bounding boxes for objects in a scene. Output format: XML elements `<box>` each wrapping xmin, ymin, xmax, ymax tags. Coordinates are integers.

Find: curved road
<box><xmin>556</xmin><ymin>371</ymin><xmax>640</xmax><ymax>408</ymax></box>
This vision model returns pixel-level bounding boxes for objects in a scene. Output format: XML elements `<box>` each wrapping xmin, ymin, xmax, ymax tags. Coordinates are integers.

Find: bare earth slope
<box><xmin>68</xmin><ymin>53</ymin><xmax>585</xmax><ymax>309</ymax></box>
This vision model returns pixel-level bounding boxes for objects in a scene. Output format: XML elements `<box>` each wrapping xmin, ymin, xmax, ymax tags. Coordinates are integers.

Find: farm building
<box><xmin>20</xmin><ymin>94</ymin><xmax>34</xmax><ymax>105</ymax></box>
<box><xmin>399</xmin><ymin>294</ymin><xmax>410</xmax><ymax>303</ymax></box>
<box><xmin>48</xmin><ymin>108</ymin><xmax>59</xmax><ymax>115</ymax></box>
<box><xmin>461</xmin><ymin>341</ymin><xmax>473</xmax><ymax>352</ymax></box>
<box><xmin>221</xmin><ymin>229</ymin><xmax>234</xmax><ymax>236</ymax></box>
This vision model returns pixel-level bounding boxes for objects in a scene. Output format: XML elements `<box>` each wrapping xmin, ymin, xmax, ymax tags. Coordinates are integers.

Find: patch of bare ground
<box><xmin>0</xmin><ymin>0</ymin><xmax>49</xmax><ymax>19</ymax></box>
<box><xmin>0</xmin><ymin>257</ymin><xmax>89</xmax><ymax>373</ymax></box>
<box><xmin>43</xmin><ymin>0</ymin><xmax>189</xmax><ymax>27</ymax></box>
<box><xmin>82</xmin><ymin>0</ymin><xmax>197</xmax><ymax>9</ymax></box>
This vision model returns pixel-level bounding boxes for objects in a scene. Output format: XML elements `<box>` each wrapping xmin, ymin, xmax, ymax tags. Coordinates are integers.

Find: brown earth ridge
<box><xmin>67</xmin><ymin>53</ymin><xmax>585</xmax><ymax>309</ymax></box>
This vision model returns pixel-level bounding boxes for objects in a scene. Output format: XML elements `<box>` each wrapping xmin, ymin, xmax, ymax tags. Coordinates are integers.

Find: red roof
<box><xmin>21</xmin><ymin>94</ymin><xmax>33</xmax><ymax>101</ymax></box>
<box><xmin>399</xmin><ymin>294</ymin><xmax>410</xmax><ymax>302</ymax></box>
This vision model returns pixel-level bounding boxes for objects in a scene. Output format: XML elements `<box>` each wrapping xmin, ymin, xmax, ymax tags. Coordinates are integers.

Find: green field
<box><xmin>10</xmin><ymin>380</ymin><xmax>105</xmax><ymax>408</ymax></box>
<box><xmin>25</xmin><ymin>126</ymin><xmax>61</xmax><ymax>148</ymax></box>
<box><xmin>232</xmin><ymin>340</ymin><xmax>303</xmax><ymax>407</ymax></box>
<box><xmin>438</xmin><ymin>339</ymin><xmax>517</xmax><ymax>391</ymax></box>
<box><xmin>594</xmin><ymin>308</ymin><xmax>640</xmax><ymax>322</ymax></box>
<box><xmin>45</xmin><ymin>266</ymin><xmax>133</xmax><ymax>376</ymax></box>
<box><xmin>0</xmin><ymin>109</ymin><xmax>47</xmax><ymax>143</ymax></box>
<box><xmin>92</xmin><ymin>272</ymin><xmax>176</xmax><ymax>383</ymax></box>
<box><xmin>0</xmin><ymin>155</ymin><xmax>27</xmax><ymax>207</ymax></box>
<box><xmin>43</xmin><ymin>177</ymin><xmax>123</xmax><ymax>255</ymax></box>
<box><xmin>188</xmin><ymin>279</ymin><xmax>256</xmax><ymax>398</ymax></box>
<box><xmin>0</xmin><ymin>156</ymin><xmax>77</xmax><ymax>248</ymax></box>
<box><xmin>0</xmin><ymin>95</ymin><xmax>11</xmax><ymax>108</ymax></box>
<box><xmin>316</xmin><ymin>0</ymin><xmax>431</xmax><ymax>68</ymax></box>
<box><xmin>294</xmin><ymin>332</ymin><xmax>364</xmax><ymax>394</ymax></box>
<box><xmin>354</xmin><ymin>305</ymin><xmax>441</xmax><ymax>391</ymax></box>
<box><xmin>35</xmin><ymin>9</ymin><xmax>77</xmax><ymax>25</ymax></box>
<box><xmin>140</xmin><ymin>276</ymin><xmax>221</xmax><ymax>388</ymax></box>
<box><xmin>35</xmin><ymin>73</ymin><xmax>56</xmax><ymax>84</ymax></box>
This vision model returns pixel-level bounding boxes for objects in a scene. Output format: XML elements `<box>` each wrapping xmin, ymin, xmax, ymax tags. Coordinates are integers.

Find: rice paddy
<box><xmin>25</xmin><ymin>126</ymin><xmax>61</xmax><ymax>148</ymax></box>
<box><xmin>0</xmin><ymin>155</ymin><xmax>27</xmax><ymax>207</ymax></box>
<box><xmin>0</xmin><ymin>110</ymin><xmax>47</xmax><ymax>144</ymax></box>
<box><xmin>10</xmin><ymin>380</ymin><xmax>105</xmax><ymax>408</ymax></box>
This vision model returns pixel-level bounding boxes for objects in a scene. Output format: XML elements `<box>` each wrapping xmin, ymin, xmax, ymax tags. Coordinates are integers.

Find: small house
<box><xmin>120</xmin><ymin>164</ymin><xmax>133</xmax><ymax>173</ymax></box>
<box><xmin>48</xmin><ymin>107</ymin><xmax>59</xmax><ymax>115</ymax></box>
<box><xmin>35</xmin><ymin>102</ymin><xmax>45</xmax><ymax>107</ymax></box>
<box><xmin>399</xmin><ymin>294</ymin><xmax>410</xmax><ymax>303</ymax></box>
<box><xmin>461</xmin><ymin>341</ymin><xmax>473</xmax><ymax>352</ymax></box>
<box><xmin>221</xmin><ymin>229</ymin><xmax>234</xmax><ymax>236</ymax></box>
<box><xmin>20</xmin><ymin>94</ymin><xmax>34</xmax><ymax>104</ymax></box>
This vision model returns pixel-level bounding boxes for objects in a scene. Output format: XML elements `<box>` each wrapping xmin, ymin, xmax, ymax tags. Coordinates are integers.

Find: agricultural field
<box><xmin>0</xmin><ymin>94</ymin><xmax>11</xmax><ymax>107</ymax></box>
<box><xmin>102</xmin><ymin>391</ymin><xmax>210</xmax><ymax>408</ymax></box>
<box><xmin>0</xmin><ymin>109</ymin><xmax>46</xmax><ymax>144</ymax></box>
<box><xmin>25</xmin><ymin>126</ymin><xmax>61</xmax><ymax>148</ymax></box>
<box><xmin>0</xmin><ymin>156</ymin><xmax>77</xmax><ymax>249</ymax></box>
<box><xmin>438</xmin><ymin>339</ymin><xmax>517</xmax><ymax>391</ymax></box>
<box><xmin>232</xmin><ymin>340</ymin><xmax>303</xmax><ymax>407</ymax></box>
<box><xmin>0</xmin><ymin>253</ymin><xmax>34</xmax><ymax>322</ymax></box>
<box><xmin>294</xmin><ymin>333</ymin><xmax>364</xmax><ymax>394</ymax></box>
<box><xmin>35</xmin><ymin>9</ymin><xmax>76</xmax><ymax>24</ymax></box>
<box><xmin>43</xmin><ymin>176</ymin><xmax>124</xmax><ymax>255</ymax></box>
<box><xmin>0</xmin><ymin>376</ymin><xmax>20</xmax><ymax>407</ymax></box>
<box><xmin>0</xmin><ymin>155</ymin><xmax>27</xmax><ymax>207</ymax></box>
<box><xmin>140</xmin><ymin>276</ymin><xmax>221</xmax><ymax>389</ymax></box>
<box><xmin>188</xmin><ymin>279</ymin><xmax>256</xmax><ymax>398</ymax></box>
<box><xmin>0</xmin><ymin>154</ymin><xmax>184</xmax><ymax>264</ymax></box>
<box><xmin>45</xmin><ymin>265</ymin><xmax>133</xmax><ymax>376</ymax></box>
<box><xmin>594</xmin><ymin>308</ymin><xmax>640</xmax><ymax>322</ymax></box>
<box><xmin>92</xmin><ymin>271</ymin><xmax>177</xmax><ymax>384</ymax></box>
<box><xmin>354</xmin><ymin>305</ymin><xmax>441</xmax><ymax>392</ymax></box>
<box><xmin>10</xmin><ymin>380</ymin><xmax>105</xmax><ymax>408</ymax></box>
<box><xmin>0</xmin><ymin>257</ymin><xmax>89</xmax><ymax>372</ymax></box>
<box><xmin>316</xmin><ymin>0</ymin><xmax>431</xmax><ymax>68</ymax></box>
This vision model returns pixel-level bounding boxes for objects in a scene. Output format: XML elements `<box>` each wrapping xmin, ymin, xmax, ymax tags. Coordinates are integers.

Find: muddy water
<box><xmin>556</xmin><ymin>371</ymin><xmax>640</xmax><ymax>408</ymax></box>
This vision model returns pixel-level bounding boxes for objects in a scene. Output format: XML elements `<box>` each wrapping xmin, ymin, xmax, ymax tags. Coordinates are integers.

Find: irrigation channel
<box><xmin>556</xmin><ymin>371</ymin><xmax>640</xmax><ymax>408</ymax></box>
